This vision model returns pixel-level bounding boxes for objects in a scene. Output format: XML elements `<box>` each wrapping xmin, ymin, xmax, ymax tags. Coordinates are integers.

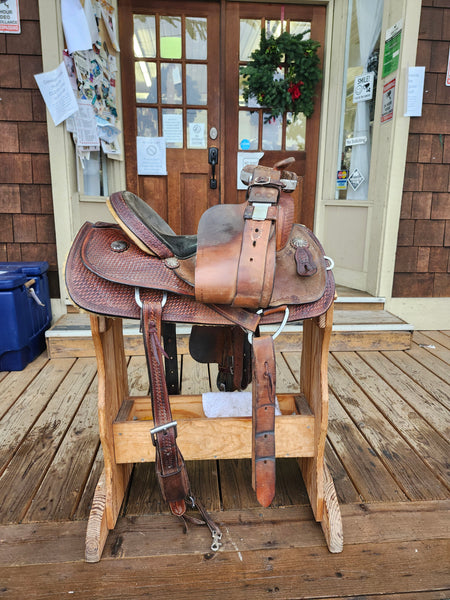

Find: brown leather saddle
<box><xmin>65</xmin><ymin>158</ymin><xmax>334</xmax><ymax>545</ymax></box>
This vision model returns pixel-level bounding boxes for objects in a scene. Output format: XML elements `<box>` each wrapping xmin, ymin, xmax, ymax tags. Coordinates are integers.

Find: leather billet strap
<box><xmin>140</xmin><ymin>296</ymin><xmax>222</xmax><ymax>550</ymax></box>
<box><xmin>251</xmin><ymin>335</ymin><xmax>276</xmax><ymax>507</ymax></box>
<box><xmin>234</xmin><ymin>167</ymin><xmax>282</xmax><ymax>309</ymax></box>
<box><xmin>141</xmin><ymin>300</ymin><xmax>190</xmax><ymax>516</ymax></box>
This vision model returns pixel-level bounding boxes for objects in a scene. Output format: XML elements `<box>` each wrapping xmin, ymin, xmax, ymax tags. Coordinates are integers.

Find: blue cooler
<box><xmin>0</xmin><ymin>262</ymin><xmax>52</xmax><ymax>371</ymax></box>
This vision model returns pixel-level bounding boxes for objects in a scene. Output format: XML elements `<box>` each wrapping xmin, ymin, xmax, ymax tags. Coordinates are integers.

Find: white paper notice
<box><xmin>137</xmin><ymin>137</ymin><xmax>167</xmax><ymax>175</ymax></box>
<box><xmin>34</xmin><ymin>62</ymin><xmax>79</xmax><ymax>127</ymax></box>
<box><xmin>237</xmin><ymin>152</ymin><xmax>264</xmax><ymax>190</ymax></box>
<box><xmin>73</xmin><ymin>100</ymin><xmax>99</xmax><ymax>147</ymax></box>
<box><xmin>61</xmin><ymin>0</ymin><xmax>93</xmax><ymax>54</ymax></box>
<box><xmin>84</xmin><ymin>0</ymin><xmax>100</xmax><ymax>45</ymax></box>
<box><xmin>188</xmin><ymin>122</ymin><xmax>206</xmax><ymax>148</ymax></box>
<box><xmin>162</xmin><ymin>113</ymin><xmax>183</xmax><ymax>145</ymax></box>
<box><xmin>404</xmin><ymin>66</ymin><xmax>425</xmax><ymax>117</ymax></box>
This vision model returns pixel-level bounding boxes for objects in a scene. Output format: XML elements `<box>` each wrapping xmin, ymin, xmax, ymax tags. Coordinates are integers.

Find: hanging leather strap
<box><xmin>141</xmin><ymin>300</ymin><xmax>190</xmax><ymax>516</ymax></box>
<box><xmin>251</xmin><ymin>335</ymin><xmax>276</xmax><ymax>507</ymax></box>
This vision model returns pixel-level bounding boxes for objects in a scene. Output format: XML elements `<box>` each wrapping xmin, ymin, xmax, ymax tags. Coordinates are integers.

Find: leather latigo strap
<box><xmin>251</xmin><ymin>335</ymin><xmax>276</xmax><ymax>507</ymax></box>
<box><xmin>141</xmin><ymin>300</ymin><xmax>190</xmax><ymax>515</ymax></box>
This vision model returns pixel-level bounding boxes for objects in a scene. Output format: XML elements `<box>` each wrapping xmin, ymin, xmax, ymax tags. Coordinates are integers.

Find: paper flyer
<box><xmin>137</xmin><ymin>137</ymin><xmax>167</xmax><ymax>175</ymax></box>
<box><xmin>61</xmin><ymin>0</ymin><xmax>93</xmax><ymax>54</ymax></box>
<box><xmin>34</xmin><ymin>62</ymin><xmax>79</xmax><ymax>127</ymax></box>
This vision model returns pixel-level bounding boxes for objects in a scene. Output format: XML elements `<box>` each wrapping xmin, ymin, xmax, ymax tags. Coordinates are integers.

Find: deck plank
<box><xmin>421</xmin><ymin>330</ymin><xmax>450</xmax><ymax>350</ymax></box>
<box><xmin>23</xmin><ymin>373</ymin><xmax>100</xmax><ymax>522</ymax></box>
<box><xmin>383</xmin><ymin>348</ymin><xmax>450</xmax><ymax>410</ymax></box>
<box><xmin>73</xmin><ymin>445</ymin><xmax>104</xmax><ymax>521</ymax></box>
<box><xmin>324</xmin><ymin>440</ymin><xmax>361</xmax><ymax>504</ymax></box>
<box><xmin>333</xmin><ymin>352</ymin><xmax>450</xmax><ymax>490</ymax></box>
<box><xmin>0</xmin><ymin>353</ymin><xmax>49</xmax><ymax>419</ymax></box>
<box><xmin>413</xmin><ymin>331</ymin><xmax>450</xmax><ymax>364</ymax></box>
<box><xmin>407</xmin><ymin>342</ymin><xmax>450</xmax><ymax>387</ymax></box>
<box><xmin>360</xmin><ymin>350</ymin><xmax>450</xmax><ymax>438</ymax></box>
<box><xmin>0</xmin><ymin>357</ymin><xmax>76</xmax><ymax>476</ymax></box>
<box><xmin>328</xmin><ymin>355</ymin><xmax>449</xmax><ymax>500</ymax></box>
<box><xmin>0</xmin><ymin>358</ymin><xmax>96</xmax><ymax>524</ymax></box>
<box><xmin>327</xmin><ymin>390</ymin><xmax>406</xmax><ymax>502</ymax></box>
<box><xmin>180</xmin><ymin>354</ymin><xmax>211</xmax><ymax>395</ymax></box>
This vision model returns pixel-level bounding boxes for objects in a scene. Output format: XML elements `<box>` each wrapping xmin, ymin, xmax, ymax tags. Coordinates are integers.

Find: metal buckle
<box><xmin>150</xmin><ymin>420</ymin><xmax>178</xmax><ymax>446</ymax></box>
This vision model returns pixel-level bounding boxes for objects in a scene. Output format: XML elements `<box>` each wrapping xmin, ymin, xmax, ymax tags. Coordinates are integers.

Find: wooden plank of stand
<box><xmin>91</xmin><ymin>316</ymin><xmax>133</xmax><ymax>531</ymax></box>
<box><xmin>298</xmin><ymin>308</ymin><xmax>333</xmax><ymax>522</ymax></box>
<box><xmin>112</xmin><ymin>394</ymin><xmax>315</xmax><ymax>463</ymax></box>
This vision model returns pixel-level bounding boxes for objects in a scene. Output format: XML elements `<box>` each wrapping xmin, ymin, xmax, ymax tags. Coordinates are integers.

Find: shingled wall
<box><xmin>0</xmin><ymin>0</ymin><xmax>58</xmax><ymax>297</ymax></box>
<box><xmin>392</xmin><ymin>0</ymin><xmax>450</xmax><ymax>298</ymax></box>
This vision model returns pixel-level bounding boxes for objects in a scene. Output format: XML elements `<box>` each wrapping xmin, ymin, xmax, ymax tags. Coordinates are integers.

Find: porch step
<box><xmin>45</xmin><ymin>305</ymin><xmax>413</xmax><ymax>358</ymax></box>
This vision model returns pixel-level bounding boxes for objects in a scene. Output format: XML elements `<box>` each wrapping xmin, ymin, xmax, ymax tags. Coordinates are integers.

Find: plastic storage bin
<box><xmin>0</xmin><ymin>262</ymin><xmax>52</xmax><ymax>371</ymax></box>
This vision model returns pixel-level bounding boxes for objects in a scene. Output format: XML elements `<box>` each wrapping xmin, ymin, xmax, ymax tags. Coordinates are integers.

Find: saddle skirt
<box><xmin>66</xmin><ymin>161</ymin><xmax>334</xmax><ymax>326</ymax></box>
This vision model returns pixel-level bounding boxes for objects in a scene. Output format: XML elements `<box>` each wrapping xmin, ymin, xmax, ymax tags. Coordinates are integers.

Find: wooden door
<box><xmin>119</xmin><ymin>0</ymin><xmax>220</xmax><ymax>234</ymax></box>
<box><xmin>119</xmin><ymin>1</ymin><xmax>325</xmax><ymax>233</ymax></box>
<box><xmin>223</xmin><ymin>3</ymin><xmax>325</xmax><ymax>228</ymax></box>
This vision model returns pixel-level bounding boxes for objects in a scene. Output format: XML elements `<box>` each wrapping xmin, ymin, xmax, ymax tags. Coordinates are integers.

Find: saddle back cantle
<box><xmin>65</xmin><ymin>158</ymin><xmax>335</xmax><ymax>545</ymax></box>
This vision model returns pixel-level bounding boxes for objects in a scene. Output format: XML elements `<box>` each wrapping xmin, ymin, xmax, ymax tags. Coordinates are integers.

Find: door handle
<box><xmin>208</xmin><ymin>147</ymin><xmax>218</xmax><ymax>189</ymax></box>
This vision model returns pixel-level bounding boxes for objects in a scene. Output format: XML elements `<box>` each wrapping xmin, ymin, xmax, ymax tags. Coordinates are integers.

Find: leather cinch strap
<box><xmin>141</xmin><ymin>298</ymin><xmax>222</xmax><ymax>550</ymax></box>
<box><xmin>141</xmin><ymin>300</ymin><xmax>190</xmax><ymax>516</ymax></box>
<box><xmin>251</xmin><ymin>335</ymin><xmax>276</xmax><ymax>507</ymax></box>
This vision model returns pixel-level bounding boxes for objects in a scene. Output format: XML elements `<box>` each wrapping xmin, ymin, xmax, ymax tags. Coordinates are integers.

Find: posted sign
<box><xmin>0</xmin><ymin>0</ymin><xmax>20</xmax><ymax>34</ymax></box>
<box><xmin>381</xmin><ymin>78</ymin><xmax>396</xmax><ymax>123</ymax></box>
<box><xmin>353</xmin><ymin>72</ymin><xmax>374</xmax><ymax>103</ymax></box>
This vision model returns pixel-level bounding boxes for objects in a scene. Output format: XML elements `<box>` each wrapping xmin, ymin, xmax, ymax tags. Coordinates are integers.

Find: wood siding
<box><xmin>393</xmin><ymin>0</ymin><xmax>450</xmax><ymax>298</ymax></box>
<box><xmin>0</xmin><ymin>0</ymin><xmax>58</xmax><ymax>296</ymax></box>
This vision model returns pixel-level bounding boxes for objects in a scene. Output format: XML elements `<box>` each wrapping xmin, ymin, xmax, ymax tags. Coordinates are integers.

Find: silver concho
<box><xmin>290</xmin><ymin>237</ymin><xmax>309</xmax><ymax>248</ymax></box>
<box><xmin>110</xmin><ymin>240</ymin><xmax>129</xmax><ymax>252</ymax></box>
<box><xmin>164</xmin><ymin>257</ymin><xmax>180</xmax><ymax>269</ymax></box>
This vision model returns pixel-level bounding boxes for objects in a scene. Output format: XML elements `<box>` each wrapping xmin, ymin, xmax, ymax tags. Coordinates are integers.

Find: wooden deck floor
<box><xmin>0</xmin><ymin>331</ymin><xmax>449</xmax><ymax>599</ymax></box>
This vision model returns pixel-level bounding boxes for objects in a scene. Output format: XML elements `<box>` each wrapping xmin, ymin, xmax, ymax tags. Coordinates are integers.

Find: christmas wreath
<box><xmin>240</xmin><ymin>30</ymin><xmax>322</xmax><ymax>123</ymax></box>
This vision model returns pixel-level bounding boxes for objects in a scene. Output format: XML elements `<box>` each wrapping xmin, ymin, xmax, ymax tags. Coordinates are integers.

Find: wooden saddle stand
<box><xmin>65</xmin><ymin>158</ymin><xmax>343</xmax><ymax>562</ymax></box>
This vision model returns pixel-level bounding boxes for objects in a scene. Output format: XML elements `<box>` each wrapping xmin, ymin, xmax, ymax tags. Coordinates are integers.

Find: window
<box><xmin>336</xmin><ymin>0</ymin><xmax>383</xmax><ymax>200</ymax></box>
<box><xmin>238</xmin><ymin>19</ymin><xmax>309</xmax><ymax>152</ymax></box>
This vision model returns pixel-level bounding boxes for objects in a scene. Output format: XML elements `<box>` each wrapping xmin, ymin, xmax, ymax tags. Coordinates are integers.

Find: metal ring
<box><xmin>135</xmin><ymin>288</ymin><xmax>167</xmax><ymax>308</ymax></box>
<box><xmin>247</xmin><ymin>306</ymin><xmax>289</xmax><ymax>344</ymax></box>
<box><xmin>272</xmin><ymin>306</ymin><xmax>290</xmax><ymax>340</ymax></box>
<box><xmin>324</xmin><ymin>256</ymin><xmax>335</xmax><ymax>271</ymax></box>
